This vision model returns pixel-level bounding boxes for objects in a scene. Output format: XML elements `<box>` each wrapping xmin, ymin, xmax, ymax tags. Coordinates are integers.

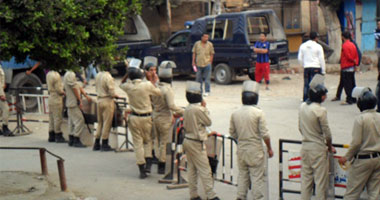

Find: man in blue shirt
<box><xmin>254</xmin><ymin>33</ymin><xmax>270</xmax><ymax>90</ymax></box>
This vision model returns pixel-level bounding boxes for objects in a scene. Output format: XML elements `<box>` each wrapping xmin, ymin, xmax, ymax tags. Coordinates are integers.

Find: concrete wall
<box><xmin>141</xmin><ymin>2</ymin><xmax>205</xmax><ymax>44</ymax></box>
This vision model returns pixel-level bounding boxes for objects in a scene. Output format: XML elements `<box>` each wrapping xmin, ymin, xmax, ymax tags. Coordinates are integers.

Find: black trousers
<box><xmin>336</xmin><ymin>70</ymin><xmax>356</xmax><ymax>103</ymax></box>
<box><xmin>303</xmin><ymin>68</ymin><xmax>321</xmax><ymax>101</ymax></box>
<box><xmin>376</xmin><ymin>81</ymin><xmax>380</xmax><ymax>112</ymax></box>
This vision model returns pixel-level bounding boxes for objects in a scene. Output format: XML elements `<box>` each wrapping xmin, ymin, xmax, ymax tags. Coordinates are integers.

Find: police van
<box><xmin>144</xmin><ymin>9</ymin><xmax>289</xmax><ymax>84</ymax></box>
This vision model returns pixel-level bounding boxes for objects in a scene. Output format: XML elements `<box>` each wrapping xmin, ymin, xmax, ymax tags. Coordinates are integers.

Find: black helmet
<box><xmin>242</xmin><ymin>91</ymin><xmax>259</xmax><ymax>105</ymax></box>
<box><xmin>128</xmin><ymin>68</ymin><xmax>143</xmax><ymax>80</ymax></box>
<box><xmin>307</xmin><ymin>84</ymin><xmax>328</xmax><ymax>104</ymax></box>
<box><xmin>357</xmin><ymin>90</ymin><xmax>377</xmax><ymax>112</ymax></box>
<box><xmin>186</xmin><ymin>92</ymin><xmax>202</xmax><ymax>104</ymax></box>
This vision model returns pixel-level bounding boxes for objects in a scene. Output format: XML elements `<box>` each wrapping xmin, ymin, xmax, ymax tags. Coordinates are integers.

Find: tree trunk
<box><xmin>319</xmin><ymin>3</ymin><xmax>342</xmax><ymax>64</ymax></box>
<box><xmin>166</xmin><ymin>0</ymin><xmax>172</xmax><ymax>36</ymax></box>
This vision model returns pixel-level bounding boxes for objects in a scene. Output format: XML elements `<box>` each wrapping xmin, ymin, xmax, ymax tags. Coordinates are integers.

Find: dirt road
<box><xmin>0</xmin><ymin>70</ymin><xmax>378</xmax><ymax>200</ymax></box>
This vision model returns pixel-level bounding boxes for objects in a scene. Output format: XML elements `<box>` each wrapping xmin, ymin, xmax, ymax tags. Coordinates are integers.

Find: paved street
<box><xmin>0</xmin><ymin>71</ymin><xmax>378</xmax><ymax>200</ymax></box>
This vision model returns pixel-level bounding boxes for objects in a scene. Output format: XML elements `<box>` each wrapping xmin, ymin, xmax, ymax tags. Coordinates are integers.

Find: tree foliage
<box><xmin>0</xmin><ymin>0</ymin><xmax>141</xmax><ymax>70</ymax></box>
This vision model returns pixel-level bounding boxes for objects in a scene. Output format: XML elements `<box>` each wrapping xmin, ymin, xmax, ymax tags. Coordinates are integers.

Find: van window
<box><xmin>247</xmin><ymin>16</ymin><xmax>269</xmax><ymax>35</ymax></box>
<box><xmin>123</xmin><ymin>18</ymin><xmax>137</xmax><ymax>35</ymax></box>
<box><xmin>206</xmin><ymin>19</ymin><xmax>234</xmax><ymax>40</ymax></box>
<box><xmin>168</xmin><ymin>33</ymin><xmax>189</xmax><ymax>47</ymax></box>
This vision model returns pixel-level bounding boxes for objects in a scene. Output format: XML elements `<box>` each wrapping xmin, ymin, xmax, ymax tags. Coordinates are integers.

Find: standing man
<box><xmin>338</xmin><ymin>87</ymin><xmax>380</xmax><ymax>199</ymax></box>
<box><xmin>298</xmin><ymin>32</ymin><xmax>326</xmax><ymax>102</ymax></box>
<box><xmin>254</xmin><ymin>33</ymin><xmax>271</xmax><ymax>90</ymax></box>
<box><xmin>374</xmin><ymin>21</ymin><xmax>380</xmax><ymax>112</ymax></box>
<box><xmin>192</xmin><ymin>33</ymin><xmax>215</xmax><ymax>97</ymax></box>
<box><xmin>152</xmin><ymin>61</ymin><xmax>184</xmax><ymax>174</ymax></box>
<box><xmin>93</xmin><ymin>69</ymin><xmax>119</xmax><ymax>152</ymax></box>
<box><xmin>339</xmin><ymin>31</ymin><xmax>359</xmax><ymax>105</ymax></box>
<box><xmin>120</xmin><ymin>64</ymin><xmax>161</xmax><ymax>179</ymax></box>
<box><xmin>144</xmin><ymin>63</ymin><xmax>158</xmax><ymax>84</ymax></box>
<box><xmin>63</xmin><ymin>70</ymin><xmax>87</xmax><ymax>148</ymax></box>
<box><xmin>182</xmin><ymin>81</ymin><xmax>219</xmax><ymax>200</ymax></box>
<box><xmin>86</xmin><ymin>63</ymin><xmax>97</xmax><ymax>84</ymax></box>
<box><xmin>230</xmin><ymin>80</ymin><xmax>273</xmax><ymax>200</ymax></box>
<box><xmin>46</xmin><ymin>70</ymin><xmax>66</xmax><ymax>143</ymax></box>
<box><xmin>332</xmin><ymin>35</ymin><xmax>362</xmax><ymax>102</ymax></box>
<box><xmin>0</xmin><ymin>64</ymin><xmax>13</xmax><ymax>136</ymax></box>
<box><xmin>298</xmin><ymin>75</ymin><xmax>335</xmax><ymax>200</ymax></box>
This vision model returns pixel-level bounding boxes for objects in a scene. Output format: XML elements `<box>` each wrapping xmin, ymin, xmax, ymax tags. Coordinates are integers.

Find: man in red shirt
<box><xmin>340</xmin><ymin>31</ymin><xmax>359</xmax><ymax>105</ymax></box>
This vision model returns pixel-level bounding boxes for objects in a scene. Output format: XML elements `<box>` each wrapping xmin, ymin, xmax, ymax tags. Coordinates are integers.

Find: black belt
<box><xmin>131</xmin><ymin>112</ymin><xmax>151</xmax><ymax>117</ymax></box>
<box><xmin>185</xmin><ymin>137</ymin><xmax>203</xmax><ymax>143</ymax></box>
<box><xmin>356</xmin><ymin>152</ymin><xmax>380</xmax><ymax>159</ymax></box>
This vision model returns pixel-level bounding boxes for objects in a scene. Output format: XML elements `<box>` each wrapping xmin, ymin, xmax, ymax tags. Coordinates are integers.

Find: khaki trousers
<box><xmin>0</xmin><ymin>100</ymin><xmax>9</xmax><ymax>126</ymax></box>
<box><xmin>301</xmin><ymin>148</ymin><xmax>328</xmax><ymax>200</ymax></box>
<box><xmin>48</xmin><ymin>103</ymin><xmax>63</xmax><ymax>133</ymax></box>
<box><xmin>67</xmin><ymin>106</ymin><xmax>85</xmax><ymax>137</ymax></box>
<box><xmin>95</xmin><ymin>98</ymin><xmax>115</xmax><ymax>140</ymax></box>
<box><xmin>153</xmin><ymin>115</ymin><xmax>172</xmax><ymax>162</ymax></box>
<box><xmin>344</xmin><ymin>157</ymin><xmax>380</xmax><ymax>200</ymax></box>
<box><xmin>128</xmin><ymin>115</ymin><xmax>153</xmax><ymax>165</ymax></box>
<box><xmin>236</xmin><ymin>149</ymin><xmax>266</xmax><ymax>200</ymax></box>
<box><xmin>183</xmin><ymin>139</ymin><xmax>217</xmax><ymax>199</ymax></box>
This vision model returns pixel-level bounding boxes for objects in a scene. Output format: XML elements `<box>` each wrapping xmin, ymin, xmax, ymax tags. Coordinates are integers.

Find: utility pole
<box><xmin>166</xmin><ymin>0</ymin><xmax>172</xmax><ymax>36</ymax></box>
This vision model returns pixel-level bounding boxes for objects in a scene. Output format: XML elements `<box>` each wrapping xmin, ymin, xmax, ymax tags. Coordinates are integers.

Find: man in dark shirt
<box><xmin>254</xmin><ymin>33</ymin><xmax>270</xmax><ymax>90</ymax></box>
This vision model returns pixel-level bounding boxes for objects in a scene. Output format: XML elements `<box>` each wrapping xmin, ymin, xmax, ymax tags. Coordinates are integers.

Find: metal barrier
<box><xmin>0</xmin><ymin>147</ymin><xmax>67</xmax><ymax>191</ymax></box>
<box><xmin>161</xmin><ymin>117</ymin><xmax>270</xmax><ymax>199</ymax></box>
<box><xmin>279</xmin><ymin>139</ymin><xmax>349</xmax><ymax>200</ymax></box>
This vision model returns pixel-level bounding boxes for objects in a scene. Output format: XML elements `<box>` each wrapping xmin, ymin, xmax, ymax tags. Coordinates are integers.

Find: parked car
<box><xmin>144</xmin><ymin>9</ymin><xmax>289</xmax><ymax>84</ymax></box>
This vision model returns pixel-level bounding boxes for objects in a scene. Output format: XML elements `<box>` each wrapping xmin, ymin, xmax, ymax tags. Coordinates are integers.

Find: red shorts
<box><xmin>255</xmin><ymin>62</ymin><xmax>270</xmax><ymax>84</ymax></box>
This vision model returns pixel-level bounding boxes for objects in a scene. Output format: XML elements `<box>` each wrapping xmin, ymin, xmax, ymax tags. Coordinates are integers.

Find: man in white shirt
<box><xmin>298</xmin><ymin>32</ymin><xmax>326</xmax><ymax>102</ymax></box>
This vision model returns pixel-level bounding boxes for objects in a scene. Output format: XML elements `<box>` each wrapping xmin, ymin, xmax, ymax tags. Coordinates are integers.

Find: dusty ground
<box><xmin>0</xmin><ymin>68</ymin><xmax>379</xmax><ymax>200</ymax></box>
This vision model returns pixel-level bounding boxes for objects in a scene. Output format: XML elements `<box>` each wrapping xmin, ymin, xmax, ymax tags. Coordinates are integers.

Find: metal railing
<box><xmin>0</xmin><ymin>147</ymin><xmax>67</xmax><ymax>191</ymax></box>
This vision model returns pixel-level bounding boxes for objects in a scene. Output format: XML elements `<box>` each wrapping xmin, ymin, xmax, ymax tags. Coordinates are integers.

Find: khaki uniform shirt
<box><xmin>120</xmin><ymin>79</ymin><xmax>161</xmax><ymax>114</ymax></box>
<box><xmin>345</xmin><ymin>109</ymin><xmax>380</xmax><ymax>160</ymax></box>
<box><xmin>152</xmin><ymin>82</ymin><xmax>184</xmax><ymax>118</ymax></box>
<box><xmin>183</xmin><ymin>103</ymin><xmax>211</xmax><ymax>141</ymax></box>
<box><xmin>63</xmin><ymin>71</ymin><xmax>80</xmax><ymax>108</ymax></box>
<box><xmin>46</xmin><ymin>71</ymin><xmax>64</xmax><ymax>106</ymax></box>
<box><xmin>230</xmin><ymin>105</ymin><xmax>270</xmax><ymax>151</ymax></box>
<box><xmin>0</xmin><ymin>66</ymin><xmax>5</xmax><ymax>96</ymax></box>
<box><xmin>95</xmin><ymin>71</ymin><xmax>105</xmax><ymax>94</ymax></box>
<box><xmin>96</xmin><ymin>71</ymin><xmax>115</xmax><ymax>98</ymax></box>
<box><xmin>192</xmin><ymin>41</ymin><xmax>215</xmax><ymax>67</ymax></box>
<box><xmin>299</xmin><ymin>102</ymin><xmax>332</xmax><ymax>151</ymax></box>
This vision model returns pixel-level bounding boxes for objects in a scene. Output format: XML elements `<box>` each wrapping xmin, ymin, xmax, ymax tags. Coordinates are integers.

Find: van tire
<box><xmin>10</xmin><ymin>72</ymin><xmax>43</xmax><ymax>112</ymax></box>
<box><xmin>248</xmin><ymin>67</ymin><xmax>255</xmax><ymax>81</ymax></box>
<box><xmin>214</xmin><ymin>63</ymin><xmax>232</xmax><ymax>85</ymax></box>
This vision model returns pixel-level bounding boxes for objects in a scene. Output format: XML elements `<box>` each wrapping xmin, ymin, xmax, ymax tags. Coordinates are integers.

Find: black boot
<box><xmin>3</xmin><ymin>125</ymin><xmax>14</xmax><ymax>137</ymax></box>
<box><xmin>93</xmin><ymin>138</ymin><xmax>101</xmax><ymax>151</ymax></box>
<box><xmin>138</xmin><ymin>164</ymin><xmax>147</xmax><ymax>179</ymax></box>
<box><xmin>73</xmin><ymin>137</ymin><xmax>86</xmax><ymax>148</ymax></box>
<box><xmin>158</xmin><ymin>162</ymin><xmax>165</xmax><ymax>174</ymax></box>
<box><xmin>145</xmin><ymin>157</ymin><xmax>152</xmax><ymax>173</ymax></box>
<box><xmin>55</xmin><ymin>132</ymin><xmax>66</xmax><ymax>143</ymax></box>
<box><xmin>101</xmin><ymin>139</ymin><xmax>114</xmax><ymax>152</ymax></box>
<box><xmin>68</xmin><ymin>135</ymin><xmax>74</xmax><ymax>146</ymax></box>
<box><xmin>48</xmin><ymin>131</ymin><xmax>55</xmax><ymax>142</ymax></box>
<box><xmin>208</xmin><ymin>197</ymin><xmax>220</xmax><ymax>200</ymax></box>
<box><xmin>190</xmin><ymin>197</ymin><xmax>202</xmax><ymax>200</ymax></box>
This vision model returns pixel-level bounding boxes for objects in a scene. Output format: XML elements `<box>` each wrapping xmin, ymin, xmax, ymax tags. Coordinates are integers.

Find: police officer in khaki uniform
<box><xmin>64</xmin><ymin>71</ymin><xmax>88</xmax><ymax>148</ymax></box>
<box><xmin>0</xmin><ymin>64</ymin><xmax>12</xmax><ymax>136</ymax></box>
<box><xmin>120</xmin><ymin>63</ymin><xmax>161</xmax><ymax>179</ymax></box>
<box><xmin>93</xmin><ymin>70</ymin><xmax>119</xmax><ymax>151</ymax></box>
<box><xmin>230</xmin><ymin>80</ymin><xmax>273</xmax><ymax>200</ymax></box>
<box><xmin>299</xmin><ymin>75</ymin><xmax>335</xmax><ymax>200</ymax></box>
<box><xmin>46</xmin><ymin>70</ymin><xmax>66</xmax><ymax>143</ymax></box>
<box><xmin>339</xmin><ymin>87</ymin><xmax>380</xmax><ymax>200</ymax></box>
<box><xmin>182</xmin><ymin>81</ymin><xmax>220</xmax><ymax>200</ymax></box>
<box><xmin>152</xmin><ymin>61</ymin><xmax>184</xmax><ymax>174</ymax></box>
